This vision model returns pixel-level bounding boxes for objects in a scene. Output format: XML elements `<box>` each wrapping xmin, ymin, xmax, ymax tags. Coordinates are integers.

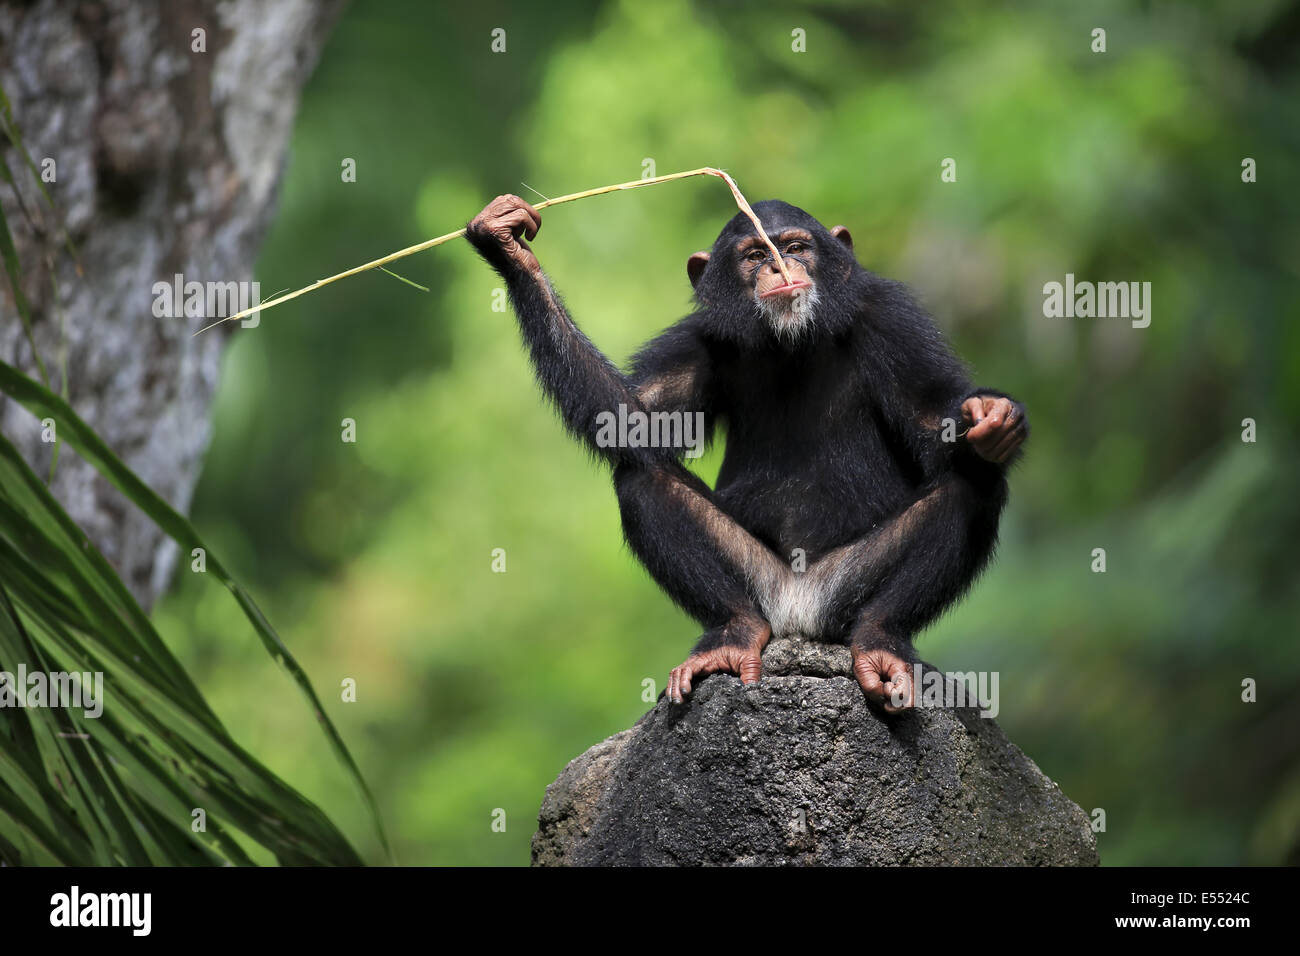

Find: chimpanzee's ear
<box><xmin>830</xmin><ymin>225</ymin><xmax>853</xmax><ymax>252</ymax></box>
<box><xmin>687</xmin><ymin>251</ymin><xmax>710</xmax><ymax>288</ymax></box>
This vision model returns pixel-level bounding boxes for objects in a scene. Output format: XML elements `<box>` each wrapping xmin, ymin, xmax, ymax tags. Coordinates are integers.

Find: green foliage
<box><xmin>115</xmin><ymin>0</ymin><xmax>1300</xmax><ymax>864</ymax></box>
<box><xmin>0</xmin><ymin>359</ymin><xmax>378</xmax><ymax>863</ymax></box>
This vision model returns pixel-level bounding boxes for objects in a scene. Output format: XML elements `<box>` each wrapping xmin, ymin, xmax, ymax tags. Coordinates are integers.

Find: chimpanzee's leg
<box><xmin>613</xmin><ymin>460</ymin><xmax>788</xmax><ymax>703</ymax></box>
<box><xmin>807</xmin><ymin>474</ymin><xmax>1007</xmax><ymax>711</ymax></box>
<box><xmin>616</xmin><ymin>462</ymin><xmax>1005</xmax><ymax>710</ymax></box>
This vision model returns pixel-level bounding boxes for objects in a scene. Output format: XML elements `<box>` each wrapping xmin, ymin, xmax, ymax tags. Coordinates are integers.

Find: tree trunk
<box><xmin>0</xmin><ymin>0</ymin><xmax>343</xmax><ymax>607</ymax></box>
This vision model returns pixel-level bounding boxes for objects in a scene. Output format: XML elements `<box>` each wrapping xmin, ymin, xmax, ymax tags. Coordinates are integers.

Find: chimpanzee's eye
<box><xmin>786</xmin><ymin>242</ymin><xmax>807</xmax><ymax>254</ymax></box>
<box><xmin>745</xmin><ymin>249</ymin><xmax>767</xmax><ymax>263</ymax></box>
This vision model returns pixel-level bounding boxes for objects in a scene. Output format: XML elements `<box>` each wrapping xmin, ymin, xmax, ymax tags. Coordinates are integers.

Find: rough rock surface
<box><xmin>0</xmin><ymin>0</ymin><xmax>342</xmax><ymax>606</ymax></box>
<box><xmin>533</xmin><ymin>638</ymin><xmax>1098</xmax><ymax>866</ymax></box>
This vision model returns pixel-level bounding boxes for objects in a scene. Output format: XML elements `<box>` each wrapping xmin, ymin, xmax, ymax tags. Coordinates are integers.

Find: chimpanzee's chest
<box><xmin>709</xmin><ymin>352</ymin><xmax>920</xmax><ymax>559</ymax></box>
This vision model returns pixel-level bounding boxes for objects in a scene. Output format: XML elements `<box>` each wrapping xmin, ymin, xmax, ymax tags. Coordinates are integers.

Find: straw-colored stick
<box><xmin>193</xmin><ymin>167</ymin><xmax>791</xmax><ymax>336</ymax></box>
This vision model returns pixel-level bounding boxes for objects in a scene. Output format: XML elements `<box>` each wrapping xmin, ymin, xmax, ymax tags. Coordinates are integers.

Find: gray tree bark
<box><xmin>0</xmin><ymin>0</ymin><xmax>343</xmax><ymax>607</ymax></box>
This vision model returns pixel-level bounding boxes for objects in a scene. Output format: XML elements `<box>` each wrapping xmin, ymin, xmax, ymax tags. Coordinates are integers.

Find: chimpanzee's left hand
<box><xmin>961</xmin><ymin>395</ymin><xmax>1027</xmax><ymax>464</ymax></box>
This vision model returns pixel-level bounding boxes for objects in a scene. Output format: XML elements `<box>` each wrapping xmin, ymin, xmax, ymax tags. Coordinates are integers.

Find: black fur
<box><xmin>467</xmin><ymin>199</ymin><xmax>1027</xmax><ymax>664</ymax></box>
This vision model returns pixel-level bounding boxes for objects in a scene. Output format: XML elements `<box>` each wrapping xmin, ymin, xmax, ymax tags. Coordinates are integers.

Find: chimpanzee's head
<box><xmin>687</xmin><ymin>200</ymin><xmax>860</xmax><ymax>346</ymax></box>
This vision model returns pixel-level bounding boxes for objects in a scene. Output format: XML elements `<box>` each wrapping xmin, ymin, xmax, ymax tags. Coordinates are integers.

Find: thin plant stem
<box><xmin>193</xmin><ymin>167</ymin><xmax>790</xmax><ymax>335</ymax></box>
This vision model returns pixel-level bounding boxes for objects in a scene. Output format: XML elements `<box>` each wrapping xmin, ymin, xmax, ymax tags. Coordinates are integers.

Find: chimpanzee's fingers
<box><xmin>498</xmin><ymin>207</ymin><xmax>533</xmax><ymax>239</ymax></box>
<box><xmin>991</xmin><ymin>422</ymin><xmax>1027</xmax><ymax>463</ymax></box>
<box><xmin>965</xmin><ymin>400</ymin><xmax>1002</xmax><ymax>440</ymax></box>
<box><xmin>519</xmin><ymin>200</ymin><xmax>541</xmax><ymax>239</ymax></box>
<box><xmin>496</xmin><ymin>195</ymin><xmax>541</xmax><ymax>239</ymax></box>
<box><xmin>982</xmin><ymin>397</ymin><xmax>1012</xmax><ymax>429</ymax></box>
<box><xmin>512</xmin><ymin>206</ymin><xmax>541</xmax><ymax>241</ymax></box>
<box><xmin>960</xmin><ymin>397</ymin><xmax>984</xmax><ymax>426</ymax></box>
<box><xmin>737</xmin><ymin>653</ymin><xmax>762</xmax><ymax>685</ymax></box>
<box><xmin>966</xmin><ymin>417</ymin><xmax>999</xmax><ymax>442</ymax></box>
<box><xmin>993</xmin><ymin>426</ymin><xmax>1024</xmax><ymax>463</ymax></box>
<box><xmin>968</xmin><ymin>398</ymin><xmax>1017</xmax><ymax>445</ymax></box>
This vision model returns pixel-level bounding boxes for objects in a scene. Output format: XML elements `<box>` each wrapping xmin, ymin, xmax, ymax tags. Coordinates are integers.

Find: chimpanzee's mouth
<box><xmin>759</xmin><ymin>281</ymin><xmax>812</xmax><ymax>299</ymax></box>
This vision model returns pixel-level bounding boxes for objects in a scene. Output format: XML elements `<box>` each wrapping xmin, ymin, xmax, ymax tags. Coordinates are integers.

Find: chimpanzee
<box><xmin>466</xmin><ymin>193</ymin><xmax>1027</xmax><ymax>711</ymax></box>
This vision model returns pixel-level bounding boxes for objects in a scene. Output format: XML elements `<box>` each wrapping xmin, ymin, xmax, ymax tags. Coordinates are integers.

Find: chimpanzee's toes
<box><xmin>851</xmin><ymin>646</ymin><xmax>915</xmax><ymax>713</ymax></box>
<box><xmin>666</xmin><ymin>644</ymin><xmax>763</xmax><ymax>704</ymax></box>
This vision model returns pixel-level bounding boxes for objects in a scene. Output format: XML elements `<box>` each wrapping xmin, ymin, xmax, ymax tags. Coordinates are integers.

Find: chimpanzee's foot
<box><xmin>667</xmin><ymin>617</ymin><xmax>771</xmax><ymax>703</ymax></box>
<box><xmin>851</xmin><ymin>644</ymin><xmax>915</xmax><ymax>713</ymax></box>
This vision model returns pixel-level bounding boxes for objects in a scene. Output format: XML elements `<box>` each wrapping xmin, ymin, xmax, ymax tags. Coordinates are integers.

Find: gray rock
<box><xmin>533</xmin><ymin>638</ymin><xmax>1099</xmax><ymax>866</ymax></box>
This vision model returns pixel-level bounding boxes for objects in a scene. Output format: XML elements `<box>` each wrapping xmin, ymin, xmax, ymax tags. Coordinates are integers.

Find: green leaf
<box><xmin>0</xmin><ymin>359</ymin><xmax>387</xmax><ymax>860</ymax></box>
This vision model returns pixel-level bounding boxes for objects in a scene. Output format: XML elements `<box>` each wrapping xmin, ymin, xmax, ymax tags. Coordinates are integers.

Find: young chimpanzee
<box><xmin>466</xmin><ymin>194</ymin><xmax>1027</xmax><ymax>711</ymax></box>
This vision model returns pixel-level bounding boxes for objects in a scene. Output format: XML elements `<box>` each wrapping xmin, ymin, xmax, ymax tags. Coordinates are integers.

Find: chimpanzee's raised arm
<box><xmin>627</xmin><ymin>317</ymin><xmax>716</xmax><ymax>435</ymax></box>
<box><xmin>467</xmin><ymin>194</ymin><xmax>710</xmax><ymax>468</ymax></box>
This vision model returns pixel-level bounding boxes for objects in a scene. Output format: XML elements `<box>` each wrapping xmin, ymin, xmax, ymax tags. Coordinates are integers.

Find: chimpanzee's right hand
<box><xmin>466</xmin><ymin>194</ymin><xmax>543</xmax><ymax>274</ymax></box>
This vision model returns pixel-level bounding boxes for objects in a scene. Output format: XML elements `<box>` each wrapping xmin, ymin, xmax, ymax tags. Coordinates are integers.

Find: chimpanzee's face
<box><xmin>736</xmin><ymin>227</ymin><xmax>822</xmax><ymax>339</ymax></box>
<box><xmin>688</xmin><ymin>200</ymin><xmax>857</xmax><ymax>345</ymax></box>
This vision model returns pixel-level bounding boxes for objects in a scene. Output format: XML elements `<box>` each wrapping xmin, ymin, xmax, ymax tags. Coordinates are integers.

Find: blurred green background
<box><xmin>151</xmin><ymin>0</ymin><xmax>1300</xmax><ymax>865</ymax></box>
